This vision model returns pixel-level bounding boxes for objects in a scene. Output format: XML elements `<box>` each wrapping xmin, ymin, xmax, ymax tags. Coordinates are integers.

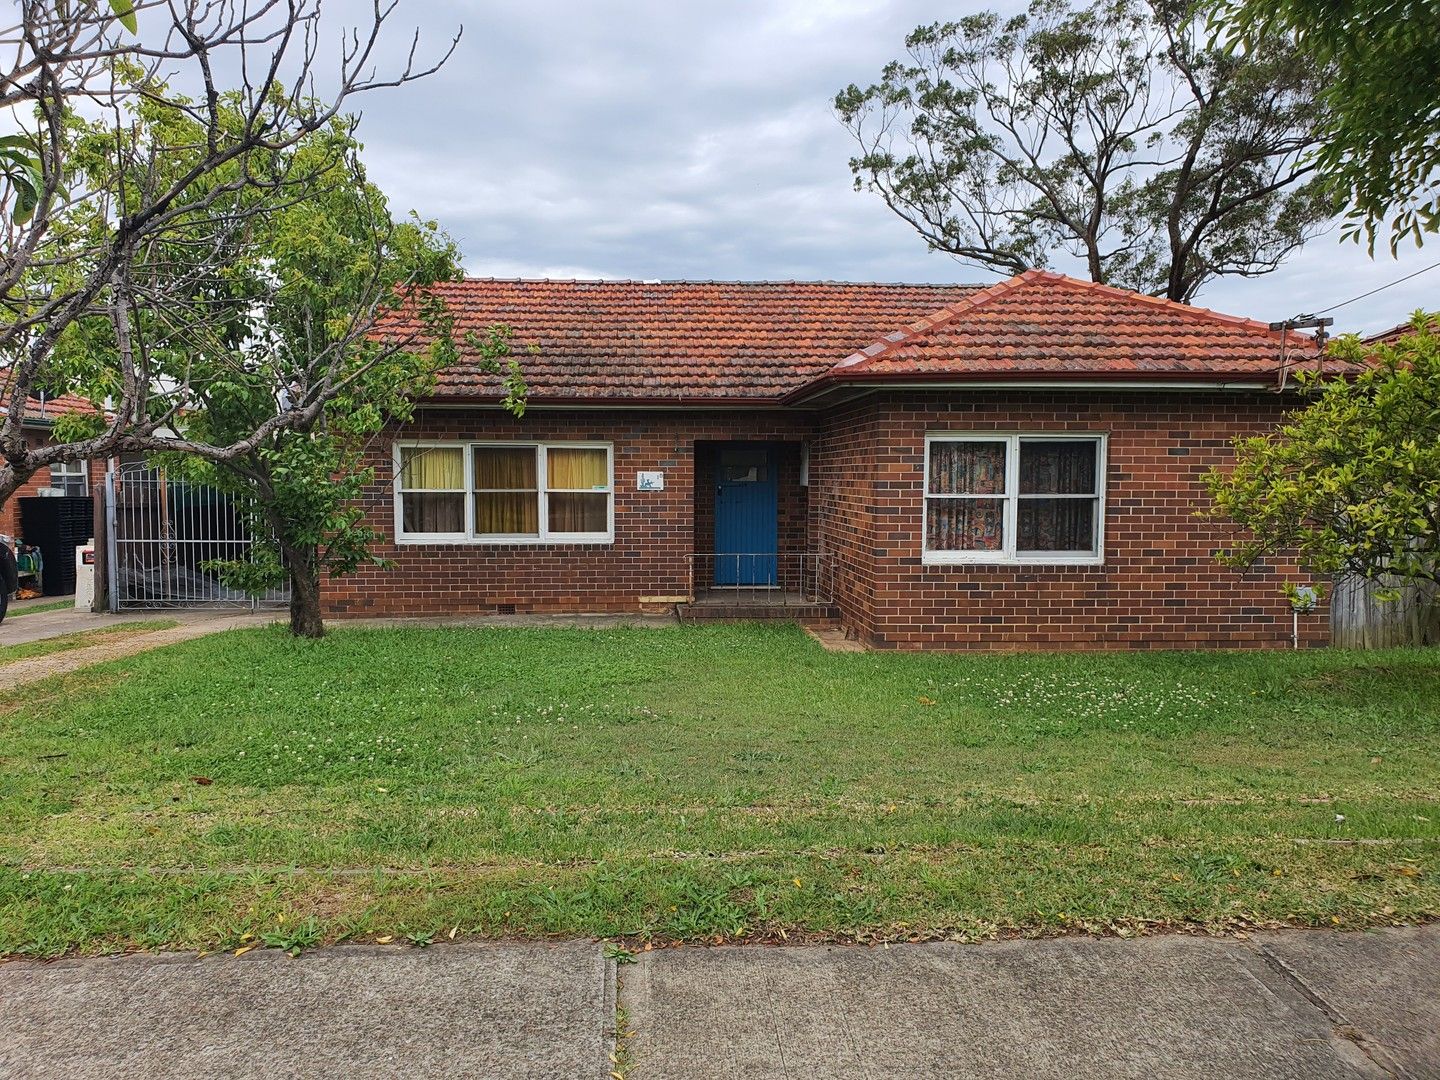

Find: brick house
<box><xmin>328</xmin><ymin>270</ymin><xmax>1342</xmax><ymax>650</ymax></box>
<box><xmin>0</xmin><ymin>391</ymin><xmax>105</xmax><ymax>541</ymax></box>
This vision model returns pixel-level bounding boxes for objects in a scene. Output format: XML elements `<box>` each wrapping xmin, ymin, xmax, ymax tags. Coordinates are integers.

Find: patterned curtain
<box><xmin>1019</xmin><ymin>441</ymin><xmax>1095</xmax><ymax>495</ymax></box>
<box><xmin>1018</xmin><ymin>499</ymin><xmax>1095</xmax><ymax>552</ymax></box>
<box><xmin>927</xmin><ymin>498</ymin><xmax>1004</xmax><ymax>551</ymax></box>
<box><xmin>929</xmin><ymin>441</ymin><xmax>1006</xmax><ymax>494</ymax></box>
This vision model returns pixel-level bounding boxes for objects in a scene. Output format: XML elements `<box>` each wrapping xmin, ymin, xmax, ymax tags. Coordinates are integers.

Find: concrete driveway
<box><xmin>0</xmin><ymin>605</ymin><xmax>273</xmax><ymax>689</ymax></box>
<box><xmin>0</xmin><ymin>926</ymin><xmax>1435</xmax><ymax>1079</ymax></box>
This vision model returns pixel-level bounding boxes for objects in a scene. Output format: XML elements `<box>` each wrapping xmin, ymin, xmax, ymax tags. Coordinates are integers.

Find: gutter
<box><xmin>780</xmin><ymin>371</ymin><xmax>1290</xmax><ymax>408</ymax></box>
<box><xmin>416</xmin><ymin>372</ymin><xmax>1314</xmax><ymax>414</ymax></box>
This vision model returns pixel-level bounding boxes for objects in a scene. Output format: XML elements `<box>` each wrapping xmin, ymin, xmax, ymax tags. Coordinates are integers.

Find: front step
<box><xmin>676</xmin><ymin>601</ymin><xmax>840</xmax><ymax>623</ymax></box>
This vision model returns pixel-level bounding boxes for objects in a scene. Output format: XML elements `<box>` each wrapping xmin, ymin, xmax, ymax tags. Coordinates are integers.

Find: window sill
<box><xmin>921</xmin><ymin>553</ymin><xmax>1104</xmax><ymax>567</ymax></box>
<box><xmin>394</xmin><ymin>535</ymin><xmax>615</xmax><ymax>547</ymax></box>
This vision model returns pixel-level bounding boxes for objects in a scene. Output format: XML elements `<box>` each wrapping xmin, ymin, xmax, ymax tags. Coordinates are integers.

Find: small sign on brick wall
<box><xmin>636</xmin><ymin>471</ymin><xmax>664</xmax><ymax>491</ymax></box>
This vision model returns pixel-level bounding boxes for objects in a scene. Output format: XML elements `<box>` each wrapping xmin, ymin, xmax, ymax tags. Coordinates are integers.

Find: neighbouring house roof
<box><xmin>1364</xmin><ymin>314</ymin><xmax>1435</xmax><ymax>345</ymax></box>
<box><xmin>0</xmin><ymin>390</ymin><xmax>105</xmax><ymax>427</ymax></box>
<box><xmin>399</xmin><ymin>271</ymin><xmax>1349</xmax><ymax>406</ymax></box>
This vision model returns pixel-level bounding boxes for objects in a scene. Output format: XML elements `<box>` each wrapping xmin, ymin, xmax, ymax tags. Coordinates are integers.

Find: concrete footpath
<box><xmin>0</xmin><ymin>926</ymin><xmax>1435</xmax><ymax>1079</ymax></box>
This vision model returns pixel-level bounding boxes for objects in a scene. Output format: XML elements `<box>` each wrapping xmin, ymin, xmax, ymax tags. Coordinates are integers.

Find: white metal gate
<box><xmin>105</xmin><ymin>463</ymin><xmax>290</xmax><ymax>610</ymax></box>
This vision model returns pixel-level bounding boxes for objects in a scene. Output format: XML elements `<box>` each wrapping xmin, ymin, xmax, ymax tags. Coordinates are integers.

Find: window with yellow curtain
<box><xmin>546</xmin><ymin>446</ymin><xmax>609</xmax><ymax>534</ymax></box>
<box><xmin>473</xmin><ymin>446</ymin><xmax>539</xmax><ymax>536</ymax></box>
<box><xmin>398</xmin><ymin>446</ymin><xmax>465</xmax><ymax>534</ymax></box>
<box><xmin>396</xmin><ymin>441</ymin><xmax>613</xmax><ymax>542</ymax></box>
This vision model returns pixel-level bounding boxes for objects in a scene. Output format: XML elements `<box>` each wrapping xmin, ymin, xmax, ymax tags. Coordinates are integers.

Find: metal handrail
<box><xmin>685</xmin><ymin>552</ymin><xmax>835</xmax><ymax>605</ymax></box>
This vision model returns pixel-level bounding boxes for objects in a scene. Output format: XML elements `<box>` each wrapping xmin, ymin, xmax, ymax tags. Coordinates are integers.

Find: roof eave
<box><xmin>782</xmin><ymin>369</ymin><xmax>1297</xmax><ymax>406</ymax></box>
<box><xmin>416</xmin><ymin>393</ymin><xmax>793</xmax><ymax>410</ymax></box>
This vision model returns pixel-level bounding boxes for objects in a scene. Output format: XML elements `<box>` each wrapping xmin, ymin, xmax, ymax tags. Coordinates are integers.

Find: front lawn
<box><xmin>0</xmin><ymin>623</ymin><xmax>1435</xmax><ymax>956</ymax></box>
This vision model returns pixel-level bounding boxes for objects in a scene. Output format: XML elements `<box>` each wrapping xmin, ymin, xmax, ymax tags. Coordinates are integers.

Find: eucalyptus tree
<box><xmin>836</xmin><ymin>0</ymin><xmax>1336</xmax><ymax>302</ymax></box>
<box><xmin>1210</xmin><ymin>0</ymin><xmax>1440</xmax><ymax>252</ymax></box>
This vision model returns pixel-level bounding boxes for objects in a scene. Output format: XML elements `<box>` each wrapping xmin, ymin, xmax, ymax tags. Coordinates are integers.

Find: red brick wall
<box><xmin>324</xmin><ymin>394</ymin><xmax>1325</xmax><ymax>651</ymax></box>
<box><xmin>324</xmin><ymin>408</ymin><xmax>815</xmax><ymax>616</ymax></box>
<box><xmin>811</xmin><ymin>390</ymin><xmax>1327</xmax><ymax>650</ymax></box>
<box><xmin>0</xmin><ymin>431</ymin><xmax>105</xmax><ymax>542</ymax></box>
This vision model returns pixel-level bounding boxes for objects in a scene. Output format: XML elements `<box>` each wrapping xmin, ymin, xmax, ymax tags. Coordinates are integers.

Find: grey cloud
<box><xmin>335</xmin><ymin>0</ymin><xmax>1431</xmax><ymax>334</ymax></box>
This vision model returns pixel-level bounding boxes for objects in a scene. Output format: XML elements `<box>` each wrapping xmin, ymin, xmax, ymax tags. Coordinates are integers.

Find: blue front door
<box><xmin>713</xmin><ymin>444</ymin><xmax>778</xmax><ymax>586</ymax></box>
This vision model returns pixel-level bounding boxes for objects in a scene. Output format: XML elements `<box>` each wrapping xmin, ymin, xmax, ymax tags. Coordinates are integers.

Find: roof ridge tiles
<box><xmin>453</xmin><ymin>276</ymin><xmax>991</xmax><ymax>288</ymax></box>
<box><xmin>831</xmin><ymin>269</ymin><xmax>1318</xmax><ymax>375</ymax></box>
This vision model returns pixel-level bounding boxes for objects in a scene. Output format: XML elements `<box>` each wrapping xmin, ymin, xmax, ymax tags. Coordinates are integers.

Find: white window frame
<box><xmin>922</xmin><ymin>433</ymin><xmax>1107</xmax><ymax>566</ymax></box>
<box><xmin>49</xmin><ymin>458</ymin><xmax>88</xmax><ymax>497</ymax></box>
<box><xmin>393</xmin><ymin>440</ymin><xmax>614</xmax><ymax>545</ymax></box>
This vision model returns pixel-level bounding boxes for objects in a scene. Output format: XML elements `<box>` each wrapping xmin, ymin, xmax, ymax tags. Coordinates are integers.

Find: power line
<box><xmin>1314</xmin><ymin>258</ymin><xmax>1440</xmax><ymax>316</ymax></box>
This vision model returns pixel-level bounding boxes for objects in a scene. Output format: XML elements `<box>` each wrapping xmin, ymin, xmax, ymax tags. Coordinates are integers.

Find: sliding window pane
<box><xmin>1018</xmin><ymin>498</ymin><xmax>1096</xmax><ymax>553</ymax></box>
<box><xmin>402</xmin><ymin>492</ymin><xmax>465</xmax><ymax>534</ymax></box>
<box><xmin>925</xmin><ymin>497</ymin><xmax>1004</xmax><ymax>551</ymax></box>
<box><xmin>547</xmin><ymin>447</ymin><xmax>608</xmax><ymax>490</ymax></box>
<box><xmin>1019</xmin><ymin>440</ymin><xmax>1097</xmax><ymax>494</ymax></box>
<box><xmin>473</xmin><ymin>446</ymin><xmax>537</xmax><ymax>489</ymax></box>
<box><xmin>929</xmin><ymin>441</ymin><xmax>1006</xmax><ymax>495</ymax></box>
<box><xmin>474</xmin><ymin>491</ymin><xmax>539</xmax><ymax>535</ymax></box>
<box><xmin>548</xmin><ymin>492</ymin><xmax>607</xmax><ymax>534</ymax></box>
<box><xmin>400</xmin><ymin>446</ymin><xmax>463</xmax><ymax>490</ymax></box>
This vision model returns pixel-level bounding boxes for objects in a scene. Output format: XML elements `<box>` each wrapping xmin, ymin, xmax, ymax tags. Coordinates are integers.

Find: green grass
<box><xmin>0</xmin><ymin>623</ymin><xmax>1435</xmax><ymax>956</ymax></box>
<box><xmin>0</xmin><ymin>621</ymin><xmax>179</xmax><ymax>666</ymax></box>
<box><xmin>7</xmin><ymin>600</ymin><xmax>74</xmax><ymax>618</ymax></box>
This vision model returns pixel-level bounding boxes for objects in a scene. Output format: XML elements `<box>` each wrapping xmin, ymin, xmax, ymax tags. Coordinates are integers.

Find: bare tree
<box><xmin>0</xmin><ymin>0</ymin><xmax>458</xmax><ymax>506</ymax></box>
<box><xmin>836</xmin><ymin>0</ymin><xmax>1337</xmax><ymax>302</ymax></box>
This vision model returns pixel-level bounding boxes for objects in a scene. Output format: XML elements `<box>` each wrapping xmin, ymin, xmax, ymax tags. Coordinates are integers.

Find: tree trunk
<box><xmin>280</xmin><ymin>540</ymin><xmax>325</xmax><ymax>639</ymax></box>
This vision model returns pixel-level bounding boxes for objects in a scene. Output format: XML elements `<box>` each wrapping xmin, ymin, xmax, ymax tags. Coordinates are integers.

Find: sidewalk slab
<box><xmin>1257</xmin><ymin>926</ymin><xmax>1440</xmax><ymax>1079</ymax></box>
<box><xmin>621</xmin><ymin>934</ymin><xmax>1396</xmax><ymax>1080</ymax></box>
<box><xmin>0</xmin><ymin>942</ymin><xmax>611</xmax><ymax>1080</ymax></box>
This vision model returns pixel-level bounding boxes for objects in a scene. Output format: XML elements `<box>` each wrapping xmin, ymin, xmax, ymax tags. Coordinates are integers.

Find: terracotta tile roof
<box><xmin>397</xmin><ymin>279</ymin><xmax>984</xmax><ymax>403</ymax></box>
<box><xmin>1364</xmin><ymin>314</ymin><xmax>1436</xmax><ymax>345</ymax></box>
<box><xmin>392</xmin><ymin>271</ymin><xmax>1356</xmax><ymax>406</ymax></box>
<box><xmin>796</xmin><ymin>270</ymin><xmax>1351</xmax><ymax>399</ymax></box>
<box><xmin>1</xmin><ymin>390</ymin><xmax>105</xmax><ymax>425</ymax></box>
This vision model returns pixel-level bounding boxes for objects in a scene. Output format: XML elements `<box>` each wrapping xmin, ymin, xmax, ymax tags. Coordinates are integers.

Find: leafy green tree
<box><xmin>1209</xmin><ymin>0</ymin><xmax>1440</xmax><ymax>252</ymax></box>
<box><xmin>57</xmin><ymin>98</ymin><xmax>524</xmax><ymax>637</ymax></box>
<box><xmin>1205</xmin><ymin>316</ymin><xmax>1440</xmax><ymax>605</ymax></box>
<box><xmin>836</xmin><ymin>0</ymin><xmax>1335</xmax><ymax>302</ymax></box>
<box><xmin>186</xmin><ymin>319</ymin><xmax>523</xmax><ymax>640</ymax></box>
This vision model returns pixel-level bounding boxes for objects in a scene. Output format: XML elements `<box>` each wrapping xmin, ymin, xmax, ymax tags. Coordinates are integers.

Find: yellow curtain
<box><xmin>474</xmin><ymin>492</ymin><xmax>539</xmax><ymax>534</ymax></box>
<box><xmin>547</xmin><ymin>447</ymin><xmax>607</xmax><ymax>490</ymax></box>
<box><xmin>401</xmin><ymin>447</ymin><xmax>463</xmax><ymax>490</ymax></box>
<box><xmin>548</xmin><ymin>492</ymin><xmax>607</xmax><ymax>533</ymax></box>
<box><xmin>474</xmin><ymin>447</ymin><xmax>537</xmax><ymax>489</ymax></box>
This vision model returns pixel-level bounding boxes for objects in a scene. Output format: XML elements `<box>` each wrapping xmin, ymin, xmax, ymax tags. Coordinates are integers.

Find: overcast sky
<box><xmin>338</xmin><ymin>0</ymin><xmax>1434</xmax><ymax>337</ymax></box>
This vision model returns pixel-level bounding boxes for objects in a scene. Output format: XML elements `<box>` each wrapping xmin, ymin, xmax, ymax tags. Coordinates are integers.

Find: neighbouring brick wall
<box><xmin>0</xmin><ymin>430</ymin><xmax>105</xmax><ymax>543</ymax></box>
<box><xmin>812</xmin><ymin>390</ymin><xmax>1327</xmax><ymax>651</ymax></box>
<box><xmin>324</xmin><ymin>408</ymin><xmax>815</xmax><ymax>617</ymax></box>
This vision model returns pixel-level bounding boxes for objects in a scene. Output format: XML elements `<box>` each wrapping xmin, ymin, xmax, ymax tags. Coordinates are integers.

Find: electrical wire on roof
<box><xmin>1268</xmin><ymin>314</ymin><xmax>1332</xmax><ymax>393</ymax></box>
<box><xmin>1313</xmin><ymin>258</ymin><xmax>1440</xmax><ymax>316</ymax></box>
